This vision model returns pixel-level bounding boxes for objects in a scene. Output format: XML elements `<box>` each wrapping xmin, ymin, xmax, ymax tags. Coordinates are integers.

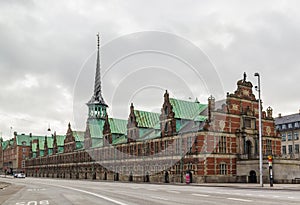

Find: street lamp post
<box><xmin>254</xmin><ymin>72</ymin><xmax>263</xmax><ymax>187</ymax></box>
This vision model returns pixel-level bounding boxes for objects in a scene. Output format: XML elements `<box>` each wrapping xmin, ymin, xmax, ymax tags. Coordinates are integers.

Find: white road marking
<box><xmin>151</xmin><ymin>196</ymin><xmax>168</xmax><ymax>201</ymax></box>
<box><xmin>227</xmin><ymin>198</ymin><xmax>252</xmax><ymax>202</ymax></box>
<box><xmin>37</xmin><ymin>183</ymin><xmax>128</xmax><ymax>205</ymax></box>
<box><xmin>273</xmin><ymin>195</ymin><xmax>280</xmax><ymax>198</ymax></box>
<box><xmin>288</xmin><ymin>197</ymin><xmax>295</xmax><ymax>199</ymax></box>
<box><xmin>246</xmin><ymin>193</ymin><xmax>252</xmax><ymax>196</ymax></box>
<box><xmin>167</xmin><ymin>190</ymin><xmax>180</xmax><ymax>194</ymax></box>
<box><xmin>192</xmin><ymin>193</ymin><xmax>210</xmax><ymax>197</ymax></box>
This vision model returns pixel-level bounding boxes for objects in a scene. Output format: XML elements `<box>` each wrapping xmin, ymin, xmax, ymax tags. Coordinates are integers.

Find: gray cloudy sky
<box><xmin>1</xmin><ymin>0</ymin><xmax>300</xmax><ymax>140</ymax></box>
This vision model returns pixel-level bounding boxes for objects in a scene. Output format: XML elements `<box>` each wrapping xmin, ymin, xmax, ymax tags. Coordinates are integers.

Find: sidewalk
<box><xmin>187</xmin><ymin>183</ymin><xmax>300</xmax><ymax>191</ymax></box>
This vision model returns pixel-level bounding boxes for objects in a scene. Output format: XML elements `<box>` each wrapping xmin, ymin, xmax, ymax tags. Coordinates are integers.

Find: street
<box><xmin>0</xmin><ymin>177</ymin><xmax>299</xmax><ymax>205</ymax></box>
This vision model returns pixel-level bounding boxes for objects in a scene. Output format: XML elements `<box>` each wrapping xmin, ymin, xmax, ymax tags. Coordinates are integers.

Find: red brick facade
<box><xmin>24</xmin><ymin>75</ymin><xmax>281</xmax><ymax>183</ymax></box>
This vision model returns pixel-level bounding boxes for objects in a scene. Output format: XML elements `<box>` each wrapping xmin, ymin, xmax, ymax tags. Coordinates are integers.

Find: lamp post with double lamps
<box><xmin>254</xmin><ymin>72</ymin><xmax>263</xmax><ymax>187</ymax></box>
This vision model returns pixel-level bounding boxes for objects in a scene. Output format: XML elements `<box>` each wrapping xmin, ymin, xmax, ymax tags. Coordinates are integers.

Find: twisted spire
<box><xmin>88</xmin><ymin>33</ymin><xmax>107</xmax><ymax>106</ymax></box>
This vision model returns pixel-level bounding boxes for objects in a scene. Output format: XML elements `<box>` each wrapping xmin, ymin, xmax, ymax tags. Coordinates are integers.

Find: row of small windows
<box><xmin>282</xmin><ymin>144</ymin><xmax>300</xmax><ymax>154</ymax></box>
<box><xmin>277</xmin><ymin>122</ymin><xmax>300</xmax><ymax>130</ymax></box>
<box><xmin>281</xmin><ymin>132</ymin><xmax>299</xmax><ymax>141</ymax></box>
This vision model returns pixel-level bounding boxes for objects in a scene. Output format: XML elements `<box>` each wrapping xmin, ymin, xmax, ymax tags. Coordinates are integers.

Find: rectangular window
<box><xmin>282</xmin><ymin>134</ymin><xmax>286</xmax><ymax>141</ymax></box>
<box><xmin>295</xmin><ymin>122</ymin><xmax>299</xmax><ymax>128</ymax></box>
<box><xmin>164</xmin><ymin>140</ymin><xmax>168</xmax><ymax>154</ymax></box>
<box><xmin>154</xmin><ymin>142</ymin><xmax>159</xmax><ymax>153</ymax></box>
<box><xmin>288</xmin><ymin>145</ymin><xmax>293</xmax><ymax>154</ymax></box>
<box><xmin>288</xmin><ymin>133</ymin><xmax>292</xmax><ymax>141</ymax></box>
<box><xmin>21</xmin><ymin>160</ymin><xmax>25</xmax><ymax>168</ymax></box>
<box><xmin>244</xmin><ymin>118</ymin><xmax>251</xmax><ymax>128</ymax></box>
<box><xmin>137</xmin><ymin>145</ymin><xmax>141</xmax><ymax>156</ymax></box>
<box><xmin>266</xmin><ymin>139</ymin><xmax>272</xmax><ymax>155</ymax></box>
<box><xmin>219</xmin><ymin>136</ymin><xmax>227</xmax><ymax>153</ymax></box>
<box><xmin>295</xmin><ymin>144</ymin><xmax>299</xmax><ymax>154</ymax></box>
<box><xmin>282</xmin><ymin>124</ymin><xmax>287</xmax><ymax>129</ymax></box>
<box><xmin>288</xmin><ymin>123</ymin><xmax>293</xmax><ymax>129</ymax></box>
<box><xmin>220</xmin><ymin>163</ymin><xmax>227</xmax><ymax>175</ymax></box>
<box><xmin>22</xmin><ymin>148</ymin><xmax>26</xmax><ymax>153</ymax></box>
<box><xmin>187</xmin><ymin>136</ymin><xmax>193</xmax><ymax>154</ymax></box>
<box><xmin>176</xmin><ymin>138</ymin><xmax>180</xmax><ymax>154</ymax></box>
<box><xmin>294</xmin><ymin>133</ymin><xmax>299</xmax><ymax>140</ymax></box>
<box><xmin>282</xmin><ymin>146</ymin><xmax>286</xmax><ymax>154</ymax></box>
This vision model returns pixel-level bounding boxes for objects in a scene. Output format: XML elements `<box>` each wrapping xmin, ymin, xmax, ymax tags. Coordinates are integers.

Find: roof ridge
<box><xmin>170</xmin><ymin>97</ymin><xmax>207</xmax><ymax>105</ymax></box>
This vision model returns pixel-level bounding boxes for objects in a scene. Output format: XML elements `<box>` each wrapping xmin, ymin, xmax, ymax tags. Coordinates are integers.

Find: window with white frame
<box><xmin>266</xmin><ymin>139</ymin><xmax>272</xmax><ymax>155</ymax></box>
<box><xmin>295</xmin><ymin>144</ymin><xmax>299</xmax><ymax>154</ymax></box>
<box><xmin>282</xmin><ymin>134</ymin><xmax>286</xmax><ymax>141</ymax></box>
<box><xmin>288</xmin><ymin>133</ymin><xmax>292</xmax><ymax>141</ymax></box>
<box><xmin>288</xmin><ymin>145</ymin><xmax>293</xmax><ymax>154</ymax></box>
<box><xmin>282</xmin><ymin>146</ymin><xmax>286</xmax><ymax>154</ymax></box>
<box><xmin>219</xmin><ymin>136</ymin><xmax>227</xmax><ymax>153</ymax></box>
<box><xmin>220</xmin><ymin>163</ymin><xmax>227</xmax><ymax>175</ymax></box>
<box><xmin>294</xmin><ymin>132</ymin><xmax>299</xmax><ymax>140</ymax></box>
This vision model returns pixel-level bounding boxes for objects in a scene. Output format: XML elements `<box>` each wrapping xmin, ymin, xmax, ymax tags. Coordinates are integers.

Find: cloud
<box><xmin>1</xmin><ymin>0</ymin><xmax>300</xmax><ymax>139</ymax></box>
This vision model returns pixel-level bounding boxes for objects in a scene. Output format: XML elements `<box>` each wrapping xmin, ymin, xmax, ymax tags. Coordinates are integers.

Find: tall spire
<box><xmin>88</xmin><ymin>32</ymin><xmax>107</xmax><ymax>106</ymax></box>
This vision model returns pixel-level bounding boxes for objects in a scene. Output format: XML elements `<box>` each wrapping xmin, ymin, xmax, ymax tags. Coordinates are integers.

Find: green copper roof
<box><xmin>89</xmin><ymin>119</ymin><xmax>105</xmax><ymax>138</ymax></box>
<box><xmin>16</xmin><ymin>135</ymin><xmax>31</xmax><ymax>146</ymax></box>
<box><xmin>46</xmin><ymin>138</ymin><xmax>53</xmax><ymax>149</ymax></box>
<box><xmin>134</xmin><ymin>110</ymin><xmax>160</xmax><ymax>128</ymax></box>
<box><xmin>2</xmin><ymin>140</ymin><xmax>10</xmax><ymax>150</ymax></box>
<box><xmin>73</xmin><ymin>131</ymin><xmax>84</xmax><ymax>142</ymax></box>
<box><xmin>56</xmin><ymin>135</ymin><xmax>66</xmax><ymax>146</ymax></box>
<box><xmin>109</xmin><ymin>118</ymin><xmax>127</xmax><ymax>134</ymax></box>
<box><xmin>32</xmin><ymin>143</ymin><xmax>37</xmax><ymax>152</ymax></box>
<box><xmin>169</xmin><ymin>98</ymin><xmax>207</xmax><ymax>120</ymax></box>
<box><xmin>112</xmin><ymin>135</ymin><xmax>127</xmax><ymax>145</ymax></box>
<box><xmin>92</xmin><ymin>138</ymin><xmax>103</xmax><ymax>148</ymax></box>
<box><xmin>194</xmin><ymin>115</ymin><xmax>207</xmax><ymax>122</ymax></box>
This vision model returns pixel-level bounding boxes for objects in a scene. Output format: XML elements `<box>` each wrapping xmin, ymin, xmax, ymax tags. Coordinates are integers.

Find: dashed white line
<box><xmin>167</xmin><ymin>190</ymin><xmax>180</xmax><ymax>194</ymax></box>
<box><xmin>288</xmin><ymin>197</ymin><xmax>295</xmax><ymax>199</ymax></box>
<box><xmin>192</xmin><ymin>193</ymin><xmax>210</xmax><ymax>197</ymax></box>
<box><xmin>151</xmin><ymin>196</ymin><xmax>169</xmax><ymax>201</ymax></box>
<box><xmin>227</xmin><ymin>198</ymin><xmax>252</xmax><ymax>202</ymax></box>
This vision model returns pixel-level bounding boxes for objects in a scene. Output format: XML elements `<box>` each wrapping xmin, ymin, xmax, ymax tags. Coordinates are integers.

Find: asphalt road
<box><xmin>0</xmin><ymin>177</ymin><xmax>299</xmax><ymax>205</ymax></box>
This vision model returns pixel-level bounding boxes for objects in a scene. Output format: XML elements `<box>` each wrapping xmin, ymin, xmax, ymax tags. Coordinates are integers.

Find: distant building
<box><xmin>24</xmin><ymin>35</ymin><xmax>282</xmax><ymax>183</ymax></box>
<box><xmin>275</xmin><ymin>112</ymin><xmax>300</xmax><ymax>158</ymax></box>
<box><xmin>0</xmin><ymin>133</ymin><xmax>33</xmax><ymax>174</ymax></box>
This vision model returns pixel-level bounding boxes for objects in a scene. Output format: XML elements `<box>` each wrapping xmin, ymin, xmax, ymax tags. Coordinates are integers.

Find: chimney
<box><xmin>278</xmin><ymin>113</ymin><xmax>282</xmax><ymax>118</ymax></box>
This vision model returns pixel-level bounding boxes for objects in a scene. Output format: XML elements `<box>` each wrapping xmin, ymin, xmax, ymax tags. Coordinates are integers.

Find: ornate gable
<box><xmin>64</xmin><ymin>123</ymin><xmax>76</xmax><ymax>153</ymax></box>
<box><xmin>53</xmin><ymin>132</ymin><xmax>58</xmax><ymax>154</ymax></box>
<box><xmin>160</xmin><ymin>90</ymin><xmax>176</xmax><ymax>137</ymax></box>
<box><xmin>127</xmin><ymin>103</ymin><xmax>139</xmax><ymax>142</ymax></box>
<box><xmin>228</xmin><ymin>72</ymin><xmax>256</xmax><ymax>101</ymax></box>
<box><xmin>84</xmin><ymin>122</ymin><xmax>92</xmax><ymax>149</ymax></box>
<box><xmin>103</xmin><ymin>115</ymin><xmax>112</xmax><ymax>146</ymax></box>
<box><xmin>44</xmin><ymin>136</ymin><xmax>48</xmax><ymax>156</ymax></box>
